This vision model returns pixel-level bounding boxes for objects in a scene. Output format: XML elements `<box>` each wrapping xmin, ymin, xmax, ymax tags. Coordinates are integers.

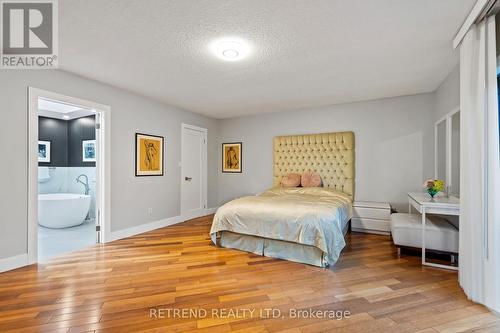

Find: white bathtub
<box><xmin>38</xmin><ymin>193</ymin><xmax>91</xmax><ymax>228</ymax></box>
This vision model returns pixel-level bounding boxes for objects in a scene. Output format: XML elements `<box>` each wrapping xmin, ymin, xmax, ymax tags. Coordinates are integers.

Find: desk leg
<box><xmin>421</xmin><ymin>209</ymin><xmax>426</xmax><ymax>265</ymax></box>
<box><xmin>421</xmin><ymin>209</ymin><xmax>459</xmax><ymax>271</ymax></box>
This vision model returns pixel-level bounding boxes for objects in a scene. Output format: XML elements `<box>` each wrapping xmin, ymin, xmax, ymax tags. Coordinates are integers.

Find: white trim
<box><xmin>108</xmin><ymin>208</ymin><xmax>218</xmax><ymax>242</ymax></box>
<box><xmin>108</xmin><ymin>216</ymin><xmax>184</xmax><ymax>242</ymax></box>
<box><xmin>181</xmin><ymin>207</ymin><xmax>215</xmax><ymax>222</ymax></box>
<box><xmin>180</xmin><ymin>124</ymin><xmax>208</xmax><ymax>216</ymax></box>
<box><xmin>205</xmin><ymin>207</ymin><xmax>218</xmax><ymax>215</ymax></box>
<box><xmin>436</xmin><ymin>106</ymin><xmax>460</xmax><ymax>126</ymax></box>
<box><xmin>28</xmin><ymin>88</ymin><xmax>112</xmax><ymax>265</ymax></box>
<box><xmin>453</xmin><ymin>0</ymin><xmax>496</xmax><ymax>49</ymax></box>
<box><xmin>182</xmin><ymin>123</ymin><xmax>208</xmax><ymax>133</ymax></box>
<box><xmin>0</xmin><ymin>254</ymin><xmax>28</xmax><ymax>273</ymax></box>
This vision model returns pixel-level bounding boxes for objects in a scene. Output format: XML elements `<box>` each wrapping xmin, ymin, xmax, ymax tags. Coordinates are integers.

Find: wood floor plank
<box><xmin>0</xmin><ymin>215</ymin><xmax>497</xmax><ymax>332</ymax></box>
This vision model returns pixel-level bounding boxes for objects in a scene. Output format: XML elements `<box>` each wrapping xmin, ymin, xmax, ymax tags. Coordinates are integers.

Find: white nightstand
<box><xmin>351</xmin><ymin>201</ymin><xmax>391</xmax><ymax>235</ymax></box>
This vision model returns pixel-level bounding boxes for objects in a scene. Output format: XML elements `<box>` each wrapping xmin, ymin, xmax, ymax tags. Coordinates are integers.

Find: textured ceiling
<box><xmin>59</xmin><ymin>0</ymin><xmax>474</xmax><ymax>119</ymax></box>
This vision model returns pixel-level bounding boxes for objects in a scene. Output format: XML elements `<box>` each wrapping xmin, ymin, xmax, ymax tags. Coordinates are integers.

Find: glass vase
<box><xmin>427</xmin><ymin>188</ymin><xmax>438</xmax><ymax>198</ymax></box>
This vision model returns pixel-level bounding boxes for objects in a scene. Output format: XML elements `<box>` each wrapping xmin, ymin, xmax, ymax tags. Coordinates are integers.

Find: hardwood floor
<box><xmin>0</xmin><ymin>215</ymin><xmax>498</xmax><ymax>333</ymax></box>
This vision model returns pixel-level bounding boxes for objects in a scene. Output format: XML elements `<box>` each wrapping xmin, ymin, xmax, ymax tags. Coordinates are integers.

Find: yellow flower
<box><xmin>434</xmin><ymin>179</ymin><xmax>445</xmax><ymax>192</ymax></box>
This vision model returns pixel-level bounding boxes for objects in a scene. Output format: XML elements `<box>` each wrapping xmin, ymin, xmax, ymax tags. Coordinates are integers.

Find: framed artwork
<box><xmin>82</xmin><ymin>140</ymin><xmax>96</xmax><ymax>162</ymax></box>
<box><xmin>222</xmin><ymin>142</ymin><xmax>242</xmax><ymax>173</ymax></box>
<box><xmin>135</xmin><ymin>133</ymin><xmax>164</xmax><ymax>176</ymax></box>
<box><xmin>38</xmin><ymin>140</ymin><xmax>51</xmax><ymax>163</ymax></box>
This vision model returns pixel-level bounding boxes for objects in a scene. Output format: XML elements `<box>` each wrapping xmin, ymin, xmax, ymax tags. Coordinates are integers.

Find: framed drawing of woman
<box><xmin>222</xmin><ymin>142</ymin><xmax>242</xmax><ymax>173</ymax></box>
<box><xmin>135</xmin><ymin>133</ymin><xmax>164</xmax><ymax>176</ymax></box>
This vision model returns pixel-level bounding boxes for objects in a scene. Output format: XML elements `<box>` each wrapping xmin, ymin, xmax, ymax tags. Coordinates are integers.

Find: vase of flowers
<box><xmin>423</xmin><ymin>179</ymin><xmax>445</xmax><ymax>198</ymax></box>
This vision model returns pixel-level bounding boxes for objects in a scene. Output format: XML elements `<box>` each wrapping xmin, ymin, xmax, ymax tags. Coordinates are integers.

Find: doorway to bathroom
<box><xmin>27</xmin><ymin>88</ymin><xmax>111</xmax><ymax>264</ymax></box>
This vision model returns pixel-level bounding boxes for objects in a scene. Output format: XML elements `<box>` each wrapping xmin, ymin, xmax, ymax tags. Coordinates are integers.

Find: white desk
<box><xmin>407</xmin><ymin>192</ymin><xmax>460</xmax><ymax>270</ymax></box>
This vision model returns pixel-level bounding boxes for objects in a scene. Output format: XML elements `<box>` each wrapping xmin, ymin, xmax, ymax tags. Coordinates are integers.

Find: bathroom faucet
<box><xmin>76</xmin><ymin>174</ymin><xmax>90</xmax><ymax>195</ymax></box>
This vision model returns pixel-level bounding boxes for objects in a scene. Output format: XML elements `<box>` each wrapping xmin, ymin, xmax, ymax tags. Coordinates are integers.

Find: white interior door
<box><xmin>181</xmin><ymin>125</ymin><xmax>207</xmax><ymax>218</ymax></box>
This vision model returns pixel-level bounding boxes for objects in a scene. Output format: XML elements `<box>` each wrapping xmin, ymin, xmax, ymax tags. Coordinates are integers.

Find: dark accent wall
<box><xmin>38</xmin><ymin>115</ymin><xmax>95</xmax><ymax>167</ymax></box>
<box><xmin>68</xmin><ymin>116</ymin><xmax>96</xmax><ymax>167</ymax></box>
<box><xmin>38</xmin><ymin>117</ymin><xmax>68</xmax><ymax>167</ymax></box>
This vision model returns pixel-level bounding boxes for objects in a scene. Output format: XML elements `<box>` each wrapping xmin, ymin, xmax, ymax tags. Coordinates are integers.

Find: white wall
<box><xmin>434</xmin><ymin>65</ymin><xmax>460</xmax><ymax>120</ymax></box>
<box><xmin>0</xmin><ymin>70</ymin><xmax>218</xmax><ymax>260</ymax></box>
<box><xmin>216</xmin><ymin>94</ymin><xmax>436</xmax><ymax>212</ymax></box>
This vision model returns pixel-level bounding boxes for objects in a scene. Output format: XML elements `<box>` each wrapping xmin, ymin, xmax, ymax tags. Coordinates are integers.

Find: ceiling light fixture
<box><xmin>211</xmin><ymin>38</ymin><xmax>250</xmax><ymax>62</ymax></box>
<box><xmin>222</xmin><ymin>49</ymin><xmax>239</xmax><ymax>59</ymax></box>
<box><xmin>63</xmin><ymin>115</ymin><xmax>70</xmax><ymax>120</ymax></box>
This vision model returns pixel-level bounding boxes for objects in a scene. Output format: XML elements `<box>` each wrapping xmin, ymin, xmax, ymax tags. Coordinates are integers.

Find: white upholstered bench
<box><xmin>390</xmin><ymin>213</ymin><xmax>459</xmax><ymax>259</ymax></box>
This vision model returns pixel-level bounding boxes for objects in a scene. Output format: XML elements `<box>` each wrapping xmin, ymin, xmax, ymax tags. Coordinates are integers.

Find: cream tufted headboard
<box><xmin>273</xmin><ymin>132</ymin><xmax>355</xmax><ymax>200</ymax></box>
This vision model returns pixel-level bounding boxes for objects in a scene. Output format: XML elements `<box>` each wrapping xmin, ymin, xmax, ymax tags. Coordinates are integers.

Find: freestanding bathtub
<box><xmin>38</xmin><ymin>193</ymin><xmax>91</xmax><ymax>228</ymax></box>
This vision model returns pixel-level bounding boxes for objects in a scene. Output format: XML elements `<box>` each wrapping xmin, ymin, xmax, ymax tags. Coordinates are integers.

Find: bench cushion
<box><xmin>390</xmin><ymin>213</ymin><xmax>458</xmax><ymax>253</ymax></box>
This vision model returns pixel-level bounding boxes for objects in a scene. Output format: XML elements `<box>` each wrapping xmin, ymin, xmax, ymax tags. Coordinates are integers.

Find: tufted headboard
<box><xmin>273</xmin><ymin>131</ymin><xmax>355</xmax><ymax>200</ymax></box>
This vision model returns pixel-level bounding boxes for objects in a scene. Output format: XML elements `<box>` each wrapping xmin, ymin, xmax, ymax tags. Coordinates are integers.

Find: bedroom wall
<box><xmin>216</xmin><ymin>93</ymin><xmax>435</xmax><ymax>212</ymax></box>
<box><xmin>0</xmin><ymin>70</ymin><xmax>218</xmax><ymax>261</ymax></box>
<box><xmin>434</xmin><ymin>65</ymin><xmax>460</xmax><ymax>120</ymax></box>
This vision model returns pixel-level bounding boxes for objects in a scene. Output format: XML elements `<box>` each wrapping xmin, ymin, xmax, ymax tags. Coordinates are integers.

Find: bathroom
<box><xmin>37</xmin><ymin>98</ymin><xmax>97</xmax><ymax>261</ymax></box>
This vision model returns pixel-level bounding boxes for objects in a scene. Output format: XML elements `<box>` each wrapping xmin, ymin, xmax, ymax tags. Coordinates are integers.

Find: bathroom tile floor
<box><xmin>38</xmin><ymin>220</ymin><xmax>96</xmax><ymax>262</ymax></box>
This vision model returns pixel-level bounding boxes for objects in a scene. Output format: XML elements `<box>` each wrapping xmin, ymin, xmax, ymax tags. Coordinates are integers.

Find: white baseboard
<box><xmin>108</xmin><ymin>207</ymin><xmax>218</xmax><ymax>242</ymax></box>
<box><xmin>206</xmin><ymin>207</ymin><xmax>218</xmax><ymax>214</ymax></box>
<box><xmin>0</xmin><ymin>253</ymin><xmax>28</xmax><ymax>273</ymax></box>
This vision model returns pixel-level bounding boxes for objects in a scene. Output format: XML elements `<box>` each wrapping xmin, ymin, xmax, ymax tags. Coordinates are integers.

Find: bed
<box><xmin>210</xmin><ymin>132</ymin><xmax>355</xmax><ymax>267</ymax></box>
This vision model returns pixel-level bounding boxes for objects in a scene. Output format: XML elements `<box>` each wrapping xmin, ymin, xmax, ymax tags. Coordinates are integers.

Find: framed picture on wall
<box><xmin>82</xmin><ymin>140</ymin><xmax>96</xmax><ymax>162</ymax></box>
<box><xmin>38</xmin><ymin>140</ymin><xmax>51</xmax><ymax>163</ymax></box>
<box><xmin>222</xmin><ymin>142</ymin><xmax>242</xmax><ymax>173</ymax></box>
<box><xmin>135</xmin><ymin>133</ymin><xmax>164</xmax><ymax>176</ymax></box>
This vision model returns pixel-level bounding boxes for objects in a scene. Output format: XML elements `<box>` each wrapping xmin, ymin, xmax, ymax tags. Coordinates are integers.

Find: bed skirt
<box><xmin>216</xmin><ymin>220</ymin><xmax>350</xmax><ymax>268</ymax></box>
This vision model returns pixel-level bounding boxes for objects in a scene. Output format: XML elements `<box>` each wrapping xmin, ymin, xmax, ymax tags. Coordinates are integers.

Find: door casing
<box><xmin>27</xmin><ymin>87</ymin><xmax>112</xmax><ymax>264</ymax></box>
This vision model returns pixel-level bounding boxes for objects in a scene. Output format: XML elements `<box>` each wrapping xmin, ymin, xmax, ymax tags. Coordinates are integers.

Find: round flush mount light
<box><xmin>222</xmin><ymin>49</ymin><xmax>239</xmax><ymax>59</ymax></box>
<box><xmin>211</xmin><ymin>38</ymin><xmax>250</xmax><ymax>62</ymax></box>
<box><xmin>62</xmin><ymin>115</ymin><xmax>70</xmax><ymax>120</ymax></box>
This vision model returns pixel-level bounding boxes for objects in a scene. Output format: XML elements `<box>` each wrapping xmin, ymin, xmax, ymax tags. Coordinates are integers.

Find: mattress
<box><xmin>210</xmin><ymin>187</ymin><xmax>353</xmax><ymax>267</ymax></box>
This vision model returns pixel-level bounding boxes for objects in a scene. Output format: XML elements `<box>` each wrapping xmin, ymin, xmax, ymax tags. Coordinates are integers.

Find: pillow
<box><xmin>301</xmin><ymin>171</ymin><xmax>322</xmax><ymax>187</ymax></box>
<box><xmin>281</xmin><ymin>173</ymin><xmax>301</xmax><ymax>187</ymax></box>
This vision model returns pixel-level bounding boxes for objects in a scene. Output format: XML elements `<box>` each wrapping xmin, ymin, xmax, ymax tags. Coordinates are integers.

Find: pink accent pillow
<box><xmin>301</xmin><ymin>171</ymin><xmax>322</xmax><ymax>187</ymax></box>
<box><xmin>281</xmin><ymin>173</ymin><xmax>301</xmax><ymax>187</ymax></box>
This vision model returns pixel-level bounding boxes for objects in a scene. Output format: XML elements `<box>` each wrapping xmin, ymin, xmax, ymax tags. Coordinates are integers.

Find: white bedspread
<box><xmin>210</xmin><ymin>187</ymin><xmax>352</xmax><ymax>265</ymax></box>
